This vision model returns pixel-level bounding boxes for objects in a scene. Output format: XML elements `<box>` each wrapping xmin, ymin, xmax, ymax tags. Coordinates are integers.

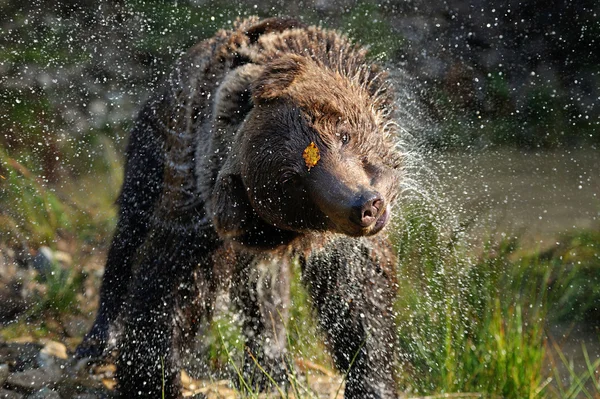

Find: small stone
<box><xmin>40</xmin><ymin>341</ymin><xmax>67</xmax><ymax>360</ymax></box>
<box><xmin>5</xmin><ymin>368</ymin><xmax>62</xmax><ymax>392</ymax></box>
<box><xmin>0</xmin><ymin>363</ymin><xmax>9</xmax><ymax>385</ymax></box>
<box><xmin>31</xmin><ymin>247</ymin><xmax>72</xmax><ymax>281</ymax></box>
<box><xmin>69</xmin><ymin>387</ymin><xmax>115</xmax><ymax>399</ymax></box>
<box><xmin>31</xmin><ymin>248</ymin><xmax>54</xmax><ymax>279</ymax></box>
<box><xmin>101</xmin><ymin>379</ymin><xmax>115</xmax><ymax>390</ymax></box>
<box><xmin>71</xmin><ymin>358</ymin><xmax>93</xmax><ymax>376</ymax></box>
<box><xmin>0</xmin><ymin>343</ymin><xmax>43</xmax><ymax>371</ymax></box>
<box><xmin>0</xmin><ymin>389</ymin><xmax>24</xmax><ymax>399</ymax></box>
<box><xmin>62</xmin><ymin>317</ymin><xmax>92</xmax><ymax>339</ymax></box>
<box><xmin>91</xmin><ymin>364</ymin><xmax>115</xmax><ymax>377</ymax></box>
<box><xmin>25</xmin><ymin>388</ymin><xmax>61</xmax><ymax>399</ymax></box>
<box><xmin>0</xmin><ymin>286</ymin><xmax>29</xmax><ymax>323</ymax></box>
<box><xmin>51</xmin><ymin>251</ymin><xmax>72</xmax><ymax>267</ymax></box>
<box><xmin>36</xmin><ymin>342</ymin><xmax>68</xmax><ymax>371</ymax></box>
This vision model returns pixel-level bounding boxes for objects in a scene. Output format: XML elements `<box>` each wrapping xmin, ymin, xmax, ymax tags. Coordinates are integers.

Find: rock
<box><xmin>5</xmin><ymin>368</ymin><xmax>62</xmax><ymax>392</ymax></box>
<box><xmin>31</xmin><ymin>248</ymin><xmax>54</xmax><ymax>279</ymax></box>
<box><xmin>68</xmin><ymin>387</ymin><xmax>116</xmax><ymax>399</ymax></box>
<box><xmin>31</xmin><ymin>247</ymin><xmax>72</xmax><ymax>281</ymax></box>
<box><xmin>91</xmin><ymin>364</ymin><xmax>115</xmax><ymax>378</ymax></box>
<box><xmin>0</xmin><ymin>363</ymin><xmax>8</xmax><ymax>385</ymax></box>
<box><xmin>70</xmin><ymin>358</ymin><xmax>94</xmax><ymax>377</ymax></box>
<box><xmin>0</xmin><ymin>287</ymin><xmax>30</xmax><ymax>323</ymax></box>
<box><xmin>52</xmin><ymin>362</ymin><xmax>106</xmax><ymax>399</ymax></box>
<box><xmin>0</xmin><ymin>255</ymin><xmax>34</xmax><ymax>323</ymax></box>
<box><xmin>0</xmin><ymin>343</ymin><xmax>43</xmax><ymax>371</ymax></box>
<box><xmin>52</xmin><ymin>252</ymin><xmax>72</xmax><ymax>267</ymax></box>
<box><xmin>35</xmin><ymin>341</ymin><xmax>69</xmax><ymax>372</ymax></box>
<box><xmin>40</xmin><ymin>341</ymin><xmax>67</xmax><ymax>360</ymax></box>
<box><xmin>35</xmin><ymin>351</ymin><xmax>67</xmax><ymax>371</ymax></box>
<box><xmin>62</xmin><ymin>317</ymin><xmax>92</xmax><ymax>339</ymax></box>
<box><xmin>26</xmin><ymin>388</ymin><xmax>61</xmax><ymax>399</ymax></box>
<box><xmin>0</xmin><ymin>389</ymin><xmax>24</xmax><ymax>399</ymax></box>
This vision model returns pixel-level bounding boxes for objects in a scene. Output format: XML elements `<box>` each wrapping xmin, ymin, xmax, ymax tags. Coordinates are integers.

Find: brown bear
<box><xmin>76</xmin><ymin>17</ymin><xmax>402</xmax><ymax>399</ymax></box>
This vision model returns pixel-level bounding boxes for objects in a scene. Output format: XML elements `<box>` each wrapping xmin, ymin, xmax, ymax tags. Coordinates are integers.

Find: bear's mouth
<box><xmin>374</xmin><ymin>206</ymin><xmax>390</xmax><ymax>230</ymax></box>
<box><xmin>364</xmin><ymin>205</ymin><xmax>390</xmax><ymax>236</ymax></box>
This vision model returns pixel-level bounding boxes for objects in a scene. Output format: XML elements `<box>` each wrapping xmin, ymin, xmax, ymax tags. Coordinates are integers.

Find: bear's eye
<box><xmin>340</xmin><ymin>132</ymin><xmax>350</xmax><ymax>145</ymax></box>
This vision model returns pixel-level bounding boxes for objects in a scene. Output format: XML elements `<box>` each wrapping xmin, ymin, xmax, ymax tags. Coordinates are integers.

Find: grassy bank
<box><xmin>392</xmin><ymin>204</ymin><xmax>599</xmax><ymax>398</ymax></box>
<box><xmin>1</xmin><ymin>144</ymin><xmax>599</xmax><ymax>397</ymax></box>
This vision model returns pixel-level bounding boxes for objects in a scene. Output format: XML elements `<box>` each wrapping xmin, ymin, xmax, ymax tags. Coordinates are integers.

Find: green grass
<box><xmin>391</xmin><ymin>203</ymin><xmax>599</xmax><ymax>398</ymax></box>
<box><xmin>29</xmin><ymin>259</ymin><xmax>86</xmax><ymax>319</ymax></box>
<box><xmin>537</xmin><ymin>229</ymin><xmax>600</xmax><ymax>324</ymax></box>
<box><xmin>546</xmin><ymin>341</ymin><xmax>600</xmax><ymax>399</ymax></box>
<box><xmin>0</xmin><ymin>134</ymin><xmax>121</xmax><ymax>248</ymax></box>
<box><xmin>0</xmin><ymin>151</ymin><xmax>71</xmax><ymax>246</ymax></box>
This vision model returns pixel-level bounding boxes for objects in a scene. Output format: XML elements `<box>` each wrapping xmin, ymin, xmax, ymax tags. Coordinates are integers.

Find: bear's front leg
<box><xmin>301</xmin><ymin>236</ymin><xmax>398</xmax><ymax>399</ymax></box>
<box><xmin>116</xmin><ymin>225</ymin><xmax>219</xmax><ymax>398</ymax></box>
<box><xmin>77</xmin><ymin>113</ymin><xmax>164</xmax><ymax>359</ymax></box>
<box><xmin>231</xmin><ymin>252</ymin><xmax>292</xmax><ymax>392</ymax></box>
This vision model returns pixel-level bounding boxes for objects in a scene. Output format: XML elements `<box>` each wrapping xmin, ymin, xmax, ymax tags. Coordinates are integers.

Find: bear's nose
<box><xmin>351</xmin><ymin>193</ymin><xmax>384</xmax><ymax>228</ymax></box>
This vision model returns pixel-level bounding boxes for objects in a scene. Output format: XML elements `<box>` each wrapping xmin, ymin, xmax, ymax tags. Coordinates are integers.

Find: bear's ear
<box><xmin>211</xmin><ymin>173</ymin><xmax>253</xmax><ymax>240</ymax></box>
<box><xmin>243</xmin><ymin>17</ymin><xmax>306</xmax><ymax>44</ymax></box>
<box><xmin>252</xmin><ymin>54</ymin><xmax>307</xmax><ymax>102</ymax></box>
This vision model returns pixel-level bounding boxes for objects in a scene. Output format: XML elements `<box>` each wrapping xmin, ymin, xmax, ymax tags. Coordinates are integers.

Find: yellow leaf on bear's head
<box><xmin>302</xmin><ymin>142</ymin><xmax>320</xmax><ymax>171</ymax></box>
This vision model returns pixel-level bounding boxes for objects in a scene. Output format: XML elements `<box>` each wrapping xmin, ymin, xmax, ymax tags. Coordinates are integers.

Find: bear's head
<box><xmin>212</xmin><ymin>54</ymin><xmax>402</xmax><ymax>248</ymax></box>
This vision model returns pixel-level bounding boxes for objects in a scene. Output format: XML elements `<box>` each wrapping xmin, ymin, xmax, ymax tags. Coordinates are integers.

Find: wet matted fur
<box><xmin>77</xmin><ymin>17</ymin><xmax>402</xmax><ymax>399</ymax></box>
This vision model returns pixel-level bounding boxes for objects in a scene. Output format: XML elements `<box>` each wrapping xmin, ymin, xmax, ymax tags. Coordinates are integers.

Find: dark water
<box><xmin>427</xmin><ymin>148</ymin><xmax>600</xmax><ymax>248</ymax></box>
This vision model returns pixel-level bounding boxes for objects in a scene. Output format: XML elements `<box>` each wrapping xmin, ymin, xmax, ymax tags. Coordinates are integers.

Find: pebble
<box><xmin>0</xmin><ymin>363</ymin><xmax>8</xmax><ymax>385</ymax></box>
<box><xmin>32</xmin><ymin>247</ymin><xmax>72</xmax><ymax>282</ymax></box>
<box><xmin>0</xmin><ymin>343</ymin><xmax>43</xmax><ymax>371</ymax></box>
<box><xmin>5</xmin><ymin>368</ymin><xmax>62</xmax><ymax>392</ymax></box>
<box><xmin>62</xmin><ymin>317</ymin><xmax>91</xmax><ymax>339</ymax></box>
<box><xmin>0</xmin><ymin>341</ymin><xmax>118</xmax><ymax>399</ymax></box>
<box><xmin>26</xmin><ymin>388</ymin><xmax>61</xmax><ymax>399</ymax></box>
<box><xmin>0</xmin><ymin>389</ymin><xmax>24</xmax><ymax>399</ymax></box>
<box><xmin>40</xmin><ymin>342</ymin><xmax>68</xmax><ymax>360</ymax></box>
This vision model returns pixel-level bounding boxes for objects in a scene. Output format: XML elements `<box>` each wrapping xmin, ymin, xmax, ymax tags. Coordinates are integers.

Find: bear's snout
<box><xmin>350</xmin><ymin>192</ymin><xmax>385</xmax><ymax>228</ymax></box>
